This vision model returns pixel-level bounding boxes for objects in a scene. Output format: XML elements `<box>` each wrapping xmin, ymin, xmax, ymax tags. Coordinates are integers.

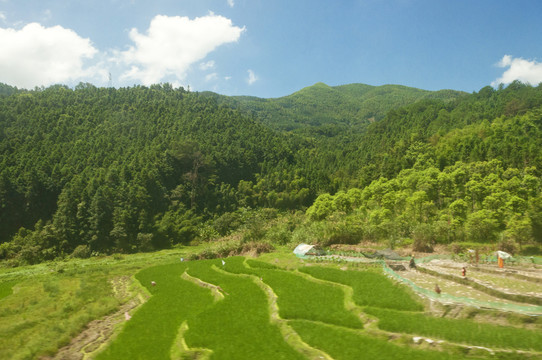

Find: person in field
<box><xmin>409</xmin><ymin>255</ymin><xmax>416</xmax><ymax>269</ymax></box>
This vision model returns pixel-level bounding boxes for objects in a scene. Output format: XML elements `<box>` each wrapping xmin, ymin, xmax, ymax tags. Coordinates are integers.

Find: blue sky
<box><xmin>1</xmin><ymin>0</ymin><xmax>542</xmax><ymax>97</ymax></box>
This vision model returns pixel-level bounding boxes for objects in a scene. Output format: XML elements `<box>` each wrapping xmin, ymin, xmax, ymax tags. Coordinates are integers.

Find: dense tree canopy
<box><xmin>0</xmin><ymin>84</ymin><xmax>299</xmax><ymax>261</ymax></box>
<box><xmin>1</xmin><ymin>80</ymin><xmax>541</xmax><ymax>264</ymax></box>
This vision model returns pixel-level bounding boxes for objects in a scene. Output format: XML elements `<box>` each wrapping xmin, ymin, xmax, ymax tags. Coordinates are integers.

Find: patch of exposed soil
<box><xmin>45</xmin><ymin>276</ymin><xmax>147</xmax><ymax>360</ymax></box>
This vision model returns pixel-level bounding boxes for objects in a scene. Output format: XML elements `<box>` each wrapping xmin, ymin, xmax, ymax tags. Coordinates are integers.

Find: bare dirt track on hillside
<box><xmin>43</xmin><ymin>276</ymin><xmax>146</xmax><ymax>360</ymax></box>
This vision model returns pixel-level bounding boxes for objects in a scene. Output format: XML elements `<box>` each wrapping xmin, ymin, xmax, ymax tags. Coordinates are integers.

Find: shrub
<box><xmin>213</xmin><ymin>212</ymin><xmax>241</xmax><ymax>236</ymax></box>
<box><xmin>324</xmin><ymin>220</ymin><xmax>362</xmax><ymax>246</ymax></box>
<box><xmin>197</xmin><ymin>224</ymin><xmax>219</xmax><ymax>242</ymax></box>
<box><xmin>17</xmin><ymin>244</ymin><xmax>42</xmax><ymax>265</ymax></box>
<box><xmin>136</xmin><ymin>233</ymin><xmax>154</xmax><ymax>252</ymax></box>
<box><xmin>411</xmin><ymin>223</ymin><xmax>435</xmax><ymax>252</ymax></box>
<box><xmin>266</xmin><ymin>224</ymin><xmax>291</xmax><ymax>245</ymax></box>
<box><xmin>520</xmin><ymin>245</ymin><xmax>542</xmax><ymax>256</ymax></box>
<box><xmin>291</xmin><ymin>222</ymin><xmax>326</xmax><ymax>245</ymax></box>
<box><xmin>450</xmin><ymin>243</ymin><xmax>464</xmax><ymax>254</ymax></box>
<box><xmin>497</xmin><ymin>236</ymin><xmax>518</xmax><ymax>255</ymax></box>
<box><xmin>465</xmin><ymin>210</ymin><xmax>499</xmax><ymax>242</ymax></box>
<box><xmin>505</xmin><ymin>215</ymin><xmax>533</xmax><ymax>250</ymax></box>
<box><xmin>241</xmin><ymin>241</ymin><xmax>274</xmax><ymax>256</ymax></box>
<box><xmin>0</xmin><ymin>242</ymin><xmax>14</xmax><ymax>260</ymax></box>
<box><xmin>258</xmin><ymin>208</ymin><xmax>279</xmax><ymax>220</ymax></box>
<box><xmin>242</xmin><ymin>217</ymin><xmax>267</xmax><ymax>243</ymax></box>
<box><xmin>188</xmin><ymin>239</ymin><xmax>273</xmax><ymax>260</ymax></box>
<box><xmin>306</xmin><ymin>193</ymin><xmax>335</xmax><ymax>220</ymax></box>
<box><xmin>71</xmin><ymin>245</ymin><xmax>91</xmax><ymax>259</ymax></box>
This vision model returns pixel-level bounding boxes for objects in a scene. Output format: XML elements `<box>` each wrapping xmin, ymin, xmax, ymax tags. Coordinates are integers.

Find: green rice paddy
<box><xmin>95</xmin><ymin>263</ymin><xmax>216</xmax><ymax>360</ymax></box>
<box><xmin>2</xmin><ymin>249</ymin><xmax>542</xmax><ymax>359</ymax></box>
<box><xmin>289</xmin><ymin>320</ymin><xmax>470</xmax><ymax>360</ymax></box>
<box><xmin>222</xmin><ymin>257</ymin><xmax>363</xmax><ymax>328</ymax></box>
<box><xmin>365</xmin><ymin>306</ymin><xmax>542</xmax><ymax>352</ymax></box>
<box><xmin>183</xmin><ymin>259</ymin><xmax>306</xmax><ymax>359</ymax></box>
<box><xmin>299</xmin><ymin>265</ymin><xmax>424</xmax><ymax>311</ymax></box>
<box><xmin>0</xmin><ymin>280</ymin><xmax>17</xmax><ymax>300</ymax></box>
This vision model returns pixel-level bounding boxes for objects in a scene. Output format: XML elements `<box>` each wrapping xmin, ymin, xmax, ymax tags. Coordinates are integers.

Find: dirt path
<box><xmin>46</xmin><ymin>276</ymin><xmax>147</xmax><ymax>360</ymax></box>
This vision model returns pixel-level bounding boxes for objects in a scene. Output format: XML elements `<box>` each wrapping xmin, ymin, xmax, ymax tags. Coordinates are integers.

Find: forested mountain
<box><xmin>208</xmin><ymin>82</ymin><xmax>465</xmax><ymax>192</ymax></box>
<box><xmin>209</xmin><ymin>82</ymin><xmax>464</xmax><ymax>131</ymax></box>
<box><xmin>0</xmin><ymin>83</ymin><xmax>20</xmax><ymax>97</ymax></box>
<box><xmin>0</xmin><ymin>80</ymin><xmax>541</xmax><ymax>265</ymax></box>
<box><xmin>304</xmin><ymin>81</ymin><xmax>542</xmax><ymax>253</ymax></box>
<box><xmin>0</xmin><ymin>83</ymin><xmax>298</xmax><ymax>262</ymax></box>
<box><xmin>353</xmin><ymin>82</ymin><xmax>542</xmax><ymax>185</ymax></box>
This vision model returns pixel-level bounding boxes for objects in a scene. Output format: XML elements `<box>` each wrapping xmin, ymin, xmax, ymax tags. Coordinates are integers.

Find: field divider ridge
<box><xmin>54</xmin><ymin>275</ymin><xmax>149</xmax><ymax>360</ymax></box>
<box><xmin>291</xmin><ymin>268</ymin><xmax>424</xmax><ymax>345</ymax></box>
<box><xmin>181</xmin><ymin>271</ymin><xmax>225</xmax><ymax>302</ymax></box>
<box><xmin>292</xmin><ymin>268</ymin><xmax>373</xmax><ymax>328</ymax></box>
<box><xmin>417</xmin><ymin>264</ymin><xmax>542</xmax><ymax>306</ymax></box>
<box><xmin>383</xmin><ymin>262</ymin><xmax>542</xmax><ymax>315</ymax></box>
<box><xmin>300</xmin><ymin>265</ymin><xmax>542</xmax><ymax>357</ymax></box>
<box><xmin>213</xmin><ymin>263</ymin><xmax>334</xmax><ymax>360</ymax></box>
<box><xmin>170</xmin><ymin>320</ymin><xmax>213</xmax><ymax>360</ymax></box>
<box><xmin>472</xmin><ymin>266</ymin><xmax>542</xmax><ymax>284</ymax></box>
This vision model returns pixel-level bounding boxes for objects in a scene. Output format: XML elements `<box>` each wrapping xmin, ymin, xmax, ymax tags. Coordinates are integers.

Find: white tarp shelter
<box><xmin>293</xmin><ymin>243</ymin><xmax>325</xmax><ymax>257</ymax></box>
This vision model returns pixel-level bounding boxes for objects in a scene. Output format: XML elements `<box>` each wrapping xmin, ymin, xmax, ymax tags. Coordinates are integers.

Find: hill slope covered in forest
<box><xmin>208</xmin><ymin>82</ymin><xmax>465</xmax><ymax>131</ymax></box>
<box><xmin>1</xmin><ymin>81</ymin><xmax>541</xmax><ymax>264</ymax></box>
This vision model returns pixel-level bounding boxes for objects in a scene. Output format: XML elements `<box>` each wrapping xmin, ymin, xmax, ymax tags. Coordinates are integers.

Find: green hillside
<box><xmin>215</xmin><ymin>82</ymin><xmax>465</xmax><ymax>131</ymax></box>
<box><xmin>0</xmin><ymin>81</ymin><xmax>541</xmax><ymax>265</ymax></box>
<box><xmin>0</xmin><ymin>84</ymin><xmax>296</xmax><ymax>262</ymax></box>
<box><xmin>303</xmin><ymin>81</ymin><xmax>542</xmax><ymax>251</ymax></box>
<box><xmin>353</xmin><ymin>82</ymin><xmax>542</xmax><ymax>184</ymax></box>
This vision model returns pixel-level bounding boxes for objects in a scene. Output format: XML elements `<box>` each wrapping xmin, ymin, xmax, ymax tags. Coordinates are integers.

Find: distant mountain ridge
<box><xmin>205</xmin><ymin>82</ymin><xmax>466</xmax><ymax>131</ymax></box>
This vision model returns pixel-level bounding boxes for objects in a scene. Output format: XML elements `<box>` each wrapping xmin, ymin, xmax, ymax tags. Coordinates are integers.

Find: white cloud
<box><xmin>42</xmin><ymin>9</ymin><xmax>52</xmax><ymax>22</ymax></box>
<box><xmin>199</xmin><ymin>60</ymin><xmax>215</xmax><ymax>70</ymax></box>
<box><xmin>205</xmin><ymin>72</ymin><xmax>218</xmax><ymax>82</ymax></box>
<box><xmin>0</xmin><ymin>23</ymin><xmax>99</xmax><ymax>88</ymax></box>
<box><xmin>0</xmin><ymin>12</ymin><xmax>6</xmax><ymax>22</ymax></box>
<box><xmin>493</xmin><ymin>55</ymin><xmax>542</xmax><ymax>86</ymax></box>
<box><xmin>227</xmin><ymin>0</ymin><xmax>235</xmax><ymax>8</ymax></box>
<box><xmin>119</xmin><ymin>14</ymin><xmax>245</xmax><ymax>85</ymax></box>
<box><xmin>247</xmin><ymin>69</ymin><xmax>257</xmax><ymax>85</ymax></box>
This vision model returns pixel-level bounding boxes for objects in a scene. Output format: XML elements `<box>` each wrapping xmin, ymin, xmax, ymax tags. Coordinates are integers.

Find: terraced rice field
<box><xmin>92</xmin><ymin>256</ymin><xmax>542</xmax><ymax>359</ymax></box>
<box><xmin>467</xmin><ymin>270</ymin><xmax>542</xmax><ymax>296</ymax></box>
<box><xmin>3</xmin><ymin>250</ymin><xmax>541</xmax><ymax>360</ymax></box>
<box><xmin>419</xmin><ymin>261</ymin><xmax>542</xmax><ymax>296</ymax></box>
<box><xmin>399</xmin><ymin>269</ymin><xmax>542</xmax><ymax>309</ymax></box>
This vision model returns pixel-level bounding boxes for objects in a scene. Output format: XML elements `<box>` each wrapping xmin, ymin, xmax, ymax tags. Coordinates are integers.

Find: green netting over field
<box><xmin>382</xmin><ymin>263</ymin><xmax>542</xmax><ymax>315</ymax></box>
<box><xmin>304</xmin><ymin>252</ymin><xmax>542</xmax><ymax>315</ymax></box>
